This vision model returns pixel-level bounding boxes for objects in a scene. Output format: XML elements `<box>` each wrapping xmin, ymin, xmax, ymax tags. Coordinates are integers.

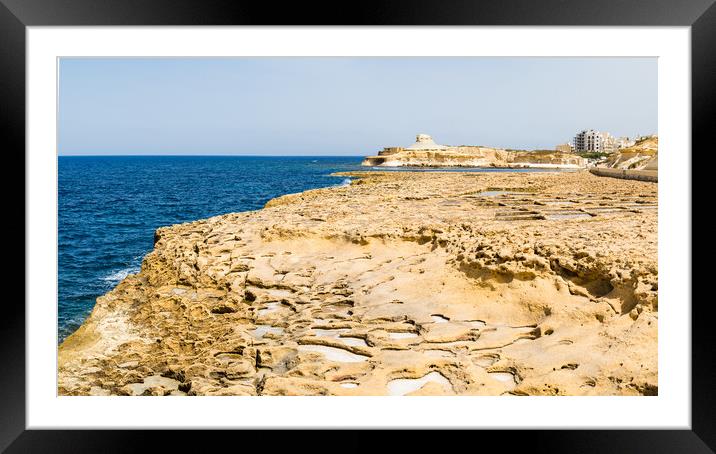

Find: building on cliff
<box><xmin>573</xmin><ymin>130</ymin><xmax>636</xmax><ymax>154</ymax></box>
<box><xmin>405</xmin><ymin>133</ymin><xmax>449</xmax><ymax>150</ymax></box>
<box><xmin>574</xmin><ymin>129</ymin><xmax>612</xmax><ymax>153</ymax></box>
<box><xmin>362</xmin><ymin>134</ymin><xmax>459</xmax><ymax>165</ymax></box>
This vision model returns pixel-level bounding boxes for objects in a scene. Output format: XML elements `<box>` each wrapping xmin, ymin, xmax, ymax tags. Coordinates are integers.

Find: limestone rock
<box><xmin>59</xmin><ymin>170</ymin><xmax>657</xmax><ymax>396</ymax></box>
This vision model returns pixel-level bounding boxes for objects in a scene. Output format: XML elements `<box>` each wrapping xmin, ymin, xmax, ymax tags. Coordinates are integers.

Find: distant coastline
<box><xmin>361</xmin><ymin>134</ymin><xmax>587</xmax><ymax>169</ymax></box>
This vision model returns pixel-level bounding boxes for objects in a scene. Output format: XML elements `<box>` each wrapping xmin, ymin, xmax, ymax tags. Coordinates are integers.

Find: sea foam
<box><xmin>101</xmin><ymin>266</ymin><xmax>141</xmax><ymax>285</ymax></box>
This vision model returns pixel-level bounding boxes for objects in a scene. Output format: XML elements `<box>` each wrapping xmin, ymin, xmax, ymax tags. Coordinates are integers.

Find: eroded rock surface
<box><xmin>59</xmin><ymin>171</ymin><xmax>657</xmax><ymax>396</ymax></box>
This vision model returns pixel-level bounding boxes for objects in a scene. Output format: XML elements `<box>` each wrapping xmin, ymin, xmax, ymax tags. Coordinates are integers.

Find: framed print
<box><xmin>4</xmin><ymin>0</ymin><xmax>712</xmax><ymax>451</ymax></box>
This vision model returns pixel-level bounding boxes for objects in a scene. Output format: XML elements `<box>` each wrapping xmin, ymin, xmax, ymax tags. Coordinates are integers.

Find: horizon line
<box><xmin>57</xmin><ymin>154</ymin><xmax>367</xmax><ymax>157</ymax></box>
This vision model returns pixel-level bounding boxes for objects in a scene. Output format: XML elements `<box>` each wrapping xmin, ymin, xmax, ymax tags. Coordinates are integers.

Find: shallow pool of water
<box><xmin>311</xmin><ymin>328</ymin><xmax>367</xmax><ymax>346</ymax></box>
<box><xmin>489</xmin><ymin>371</ymin><xmax>517</xmax><ymax>387</ymax></box>
<box><xmin>297</xmin><ymin>344</ymin><xmax>369</xmax><ymax>363</ymax></box>
<box><xmin>257</xmin><ymin>302</ymin><xmax>281</xmax><ymax>316</ymax></box>
<box><xmin>338</xmin><ymin>337</ymin><xmax>369</xmax><ymax>347</ymax></box>
<box><xmin>251</xmin><ymin>325</ymin><xmax>284</xmax><ymax>338</ymax></box>
<box><xmin>387</xmin><ymin>371</ymin><xmax>451</xmax><ymax>396</ymax></box>
<box><xmin>312</xmin><ymin>328</ymin><xmax>350</xmax><ymax>337</ymax></box>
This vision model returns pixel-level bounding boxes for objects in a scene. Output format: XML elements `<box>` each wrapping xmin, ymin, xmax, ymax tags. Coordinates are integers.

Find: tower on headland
<box><xmin>405</xmin><ymin>134</ymin><xmax>448</xmax><ymax>150</ymax></box>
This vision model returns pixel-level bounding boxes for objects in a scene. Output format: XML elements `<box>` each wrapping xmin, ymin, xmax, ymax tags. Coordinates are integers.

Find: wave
<box><xmin>336</xmin><ymin>178</ymin><xmax>352</xmax><ymax>187</ymax></box>
<box><xmin>101</xmin><ymin>265</ymin><xmax>141</xmax><ymax>285</ymax></box>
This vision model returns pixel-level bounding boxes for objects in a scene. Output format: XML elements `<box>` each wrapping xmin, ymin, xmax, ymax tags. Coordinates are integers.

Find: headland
<box><xmin>361</xmin><ymin>134</ymin><xmax>587</xmax><ymax>169</ymax></box>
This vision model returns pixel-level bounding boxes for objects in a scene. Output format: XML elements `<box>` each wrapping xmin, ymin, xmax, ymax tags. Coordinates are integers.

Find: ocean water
<box><xmin>57</xmin><ymin>156</ymin><xmax>559</xmax><ymax>342</ymax></box>
<box><xmin>57</xmin><ymin>156</ymin><xmax>362</xmax><ymax>341</ymax></box>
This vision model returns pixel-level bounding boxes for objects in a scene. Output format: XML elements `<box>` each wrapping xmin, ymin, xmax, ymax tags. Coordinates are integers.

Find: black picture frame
<box><xmin>3</xmin><ymin>0</ymin><xmax>711</xmax><ymax>451</ymax></box>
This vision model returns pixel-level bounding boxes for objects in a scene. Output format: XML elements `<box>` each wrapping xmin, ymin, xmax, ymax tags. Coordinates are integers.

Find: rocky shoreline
<box><xmin>361</xmin><ymin>134</ymin><xmax>586</xmax><ymax>169</ymax></box>
<box><xmin>361</xmin><ymin>150</ymin><xmax>586</xmax><ymax>169</ymax></box>
<box><xmin>58</xmin><ymin>170</ymin><xmax>657</xmax><ymax>396</ymax></box>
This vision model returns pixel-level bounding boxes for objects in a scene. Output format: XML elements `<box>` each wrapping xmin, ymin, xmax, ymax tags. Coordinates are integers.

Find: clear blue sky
<box><xmin>58</xmin><ymin>57</ymin><xmax>657</xmax><ymax>156</ymax></box>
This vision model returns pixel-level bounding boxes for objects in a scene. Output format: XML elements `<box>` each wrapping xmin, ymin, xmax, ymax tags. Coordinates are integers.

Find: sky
<box><xmin>58</xmin><ymin>57</ymin><xmax>657</xmax><ymax>156</ymax></box>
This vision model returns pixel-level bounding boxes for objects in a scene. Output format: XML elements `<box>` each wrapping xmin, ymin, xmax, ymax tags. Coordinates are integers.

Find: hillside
<box><xmin>604</xmin><ymin>136</ymin><xmax>658</xmax><ymax>170</ymax></box>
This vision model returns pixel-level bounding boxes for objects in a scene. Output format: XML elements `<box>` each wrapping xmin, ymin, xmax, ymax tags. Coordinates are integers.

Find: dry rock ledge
<box><xmin>59</xmin><ymin>170</ymin><xmax>657</xmax><ymax>396</ymax></box>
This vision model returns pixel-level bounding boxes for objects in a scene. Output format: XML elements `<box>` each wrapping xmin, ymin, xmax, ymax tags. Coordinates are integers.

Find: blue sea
<box><xmin>58</xmin><ymin>156</ymin><xmax>557</xmax><ymax>342</ymax></box>
<box><xmin>57</xmin><ymin>156</ymin><xmax>366</xmax><ymax>341</ymax></box>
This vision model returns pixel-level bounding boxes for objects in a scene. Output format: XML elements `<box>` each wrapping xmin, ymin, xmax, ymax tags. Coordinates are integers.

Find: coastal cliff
<box><xmin>58</xmin><ymin>170</ymin><xmax>657</xmax><ymax>396</ymax></box>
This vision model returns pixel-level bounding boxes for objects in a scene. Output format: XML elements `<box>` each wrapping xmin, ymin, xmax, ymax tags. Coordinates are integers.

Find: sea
<box><xmin>57</xmin><ymin>156</ymin><xmax>555</xmax><ymax>342</ymax></box>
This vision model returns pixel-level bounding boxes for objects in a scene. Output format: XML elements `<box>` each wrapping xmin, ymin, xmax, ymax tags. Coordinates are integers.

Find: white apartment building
<box><xmin>573</xmin><ymin>130</ymin><xmax>634</xmax><ymax>153</ymax></box>
<box><xmin>574</xmin><ymin>129</ymin><xmax>608</xmax><ymax>153</ymax></box>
